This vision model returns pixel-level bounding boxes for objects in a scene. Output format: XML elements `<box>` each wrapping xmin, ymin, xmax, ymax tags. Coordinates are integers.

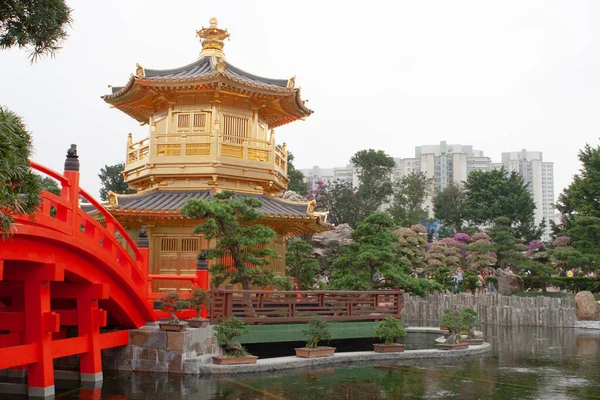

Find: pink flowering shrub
<box><xmin>454</xmin><ymin>233</ymin><xmax>471</xmax><ymax>243</ymax></box>
<box><xmin>552</xmin><ymin>236</ymin><xmax>572</xmax><ymax>248</ymax></box>
<box><xmin>527</xmin><ymin>240</ymin><xmax>546</xmax><ymax>252</ymax></box>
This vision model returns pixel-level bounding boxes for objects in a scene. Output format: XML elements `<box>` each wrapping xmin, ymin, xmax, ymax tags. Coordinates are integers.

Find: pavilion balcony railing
<box><xmin>210</xmin><ymin>285</ymin><xmax>404</xmax><ymax>324</ymax></box>
<box><xmin>124</xmin><ymin>133</ymin><xmax>288</xmax><ymax>176</ymax></box>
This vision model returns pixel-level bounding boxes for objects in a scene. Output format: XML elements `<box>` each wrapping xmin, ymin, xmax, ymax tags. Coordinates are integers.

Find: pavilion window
<box><xmin>177</xmin><ymin>113</ymin><xmax>191</xmax><ymax>130</ymax></box>
<box><xmin>222</xmin><ymin>115</ymin><xmax>248</xmax><ymax>144</ymax></box>
<box><xmin>193</xmin><ymin>113</ymin><xmax>206</xmax><ymax>129</ymax></box>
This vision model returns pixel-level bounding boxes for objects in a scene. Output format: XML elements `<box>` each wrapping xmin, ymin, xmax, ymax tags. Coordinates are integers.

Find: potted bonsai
<box><xmin>158</xmin><ymin>291</ymin><xmax>188</xmax><ymax>332</ymax></box>
<box><xmin>373</xmin><ymin>317</ymin><xmax>406</xmax><ymax>353</ymax></box>
<box><xmin>187</xmin><ymin>288</ymin><xmax>211</xmax><ymax>328</ymax></box>
<box><xmin>212</xmin><ymin>317</ymin><xmax>258</xmax><ymax>365</ymax></box>
<box><xmin>295</xmin><ymin>316</ymin><xmax>335</xmax><ymax>358</ymax></box>
<box><xmin>461</xmin><ymin>308</ymin><xmax>483</xmax><ymax>345</ymax></box>
<box><xmin>436</xmin><ymin>309</ymin><xmax>468</xmax><ymax>350</ymax></box>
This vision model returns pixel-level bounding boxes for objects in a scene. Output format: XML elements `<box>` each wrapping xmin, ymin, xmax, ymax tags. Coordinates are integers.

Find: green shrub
<box><xmin>460</xmin><ymin>270</ymin><xmax>479</xmax><ymax>293</ymax></box>
<box><xmin>214</xmin><ymin>317</ymin><xmax>250</xmax><ymax>357</ymax></box>
<box><xmin>460</xmin><ymin>308</ymin><xmax>479</xmax><ymax>339</ymax></box>
<box><xmin>189</xmin><ymin>288</ymin><xmax>211</xmax><ymax>318</ymax></box>
<box><xmin>522</xmin><ymin>276</ymin><xmax>600</xmax><ymax>293</ymax></box>
<box><xmin>374</xmin><ymin>317</ymin><xmax>406</xmax><ymax>345</ymax></box>
<box><xmin>303</xmin><ymin>316</ymin><xmax>331</xmax><ymax>348</ymax></box>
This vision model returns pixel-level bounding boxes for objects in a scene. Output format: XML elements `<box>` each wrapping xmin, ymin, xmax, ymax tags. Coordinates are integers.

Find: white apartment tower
<box><xmin>495</xmin><ymin>150</ymin><xmax>555</xmax><ymax>240</ymax></box>
<box><xmin>414</xmin><ymin>141</ymin><xmax>492</xmax><ymax>190</ymax></box>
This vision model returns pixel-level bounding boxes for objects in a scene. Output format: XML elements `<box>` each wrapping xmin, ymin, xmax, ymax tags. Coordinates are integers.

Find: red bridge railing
<box><xmin>210</xmin><ymin>285</ymin><xmax>404</xmax><ymax>324</ymax></box>
<box><xmin>25</xmin><ymin>161</ymin><xmax>148</xmax><ymax>297</ymax></box>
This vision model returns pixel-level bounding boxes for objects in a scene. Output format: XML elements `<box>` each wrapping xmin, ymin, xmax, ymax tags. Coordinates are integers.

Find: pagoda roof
<box><xmin>102</xmin><ymin>57</ymin><xmax>312</xmax><ymax>128</ymax></box>
<box><xmin>97</xmin><ymin>189</ymin><xmax>330</xmax><ymax>233</ymax></box>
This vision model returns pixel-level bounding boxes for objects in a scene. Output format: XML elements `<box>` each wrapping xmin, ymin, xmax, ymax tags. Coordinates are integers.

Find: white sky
<box><xmin>1</xmin><ymin>0</ymin><xmax>599</xmax><ymax>202</ymax></box>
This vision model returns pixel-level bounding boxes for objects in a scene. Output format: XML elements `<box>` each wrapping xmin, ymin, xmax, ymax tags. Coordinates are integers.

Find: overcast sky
<box><xmin>2</xmin><ymin>0</ymin><xmax>599</xmax><ymax>202</ymax></box>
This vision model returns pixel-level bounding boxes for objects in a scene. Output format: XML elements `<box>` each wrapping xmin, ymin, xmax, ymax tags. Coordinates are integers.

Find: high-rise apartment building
<box><xmin>494</xmin><ymin>149</ymin><xmax>555</xmax><ymax>240</ymax></box>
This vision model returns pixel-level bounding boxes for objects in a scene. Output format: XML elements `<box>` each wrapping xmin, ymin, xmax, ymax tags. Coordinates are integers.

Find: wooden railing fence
<box><xmin>210</xmin><ymin>285</ymin><xmax>404</xmax><ymax>324</ymax></box>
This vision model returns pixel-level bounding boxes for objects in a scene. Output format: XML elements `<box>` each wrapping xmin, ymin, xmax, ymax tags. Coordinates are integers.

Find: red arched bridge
<box><xmin>0</xmin><ymin>147</ymin><xmax>159</xmax><ymax>397</ymax></box>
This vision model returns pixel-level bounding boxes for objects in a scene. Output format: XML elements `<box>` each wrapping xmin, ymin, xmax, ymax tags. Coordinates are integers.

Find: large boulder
<box><xmin>576</xmin><ymin>291</ymin><xmax>600</xmax><ymax>321</ymax></box>
<box><xmin>311</xmin><ymin>223</ymin><xmax>353</xmax><ymax>256</ymax></box>
<box><xmin>496</xmin><ymin>269</ymin><xmax>524</xmax><ymax>295</ymax></box>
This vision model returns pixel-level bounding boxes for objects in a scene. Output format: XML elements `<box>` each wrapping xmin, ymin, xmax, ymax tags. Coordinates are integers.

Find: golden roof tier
<box><xmin>102</xmin><ymin>18</ymin><xmax>313</xmax><ymax>196</ymax></box>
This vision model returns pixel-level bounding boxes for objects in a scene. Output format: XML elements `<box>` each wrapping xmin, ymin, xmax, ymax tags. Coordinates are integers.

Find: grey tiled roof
<box><xmin>139</xmin><ymin>57</ymin><xmax>288</xmax><ymax>89</ymax></box>
<box><xmin>115</xmin><ymin>190</ymin><xmax>310</xmax><ymax>217</ymax></box>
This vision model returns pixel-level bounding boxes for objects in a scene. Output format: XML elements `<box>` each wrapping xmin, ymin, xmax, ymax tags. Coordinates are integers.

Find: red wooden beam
<box><xmin>0</xmin><ymin>259</ymin><xmax>3</xmax><ymax>280</ymax></box>
<box><xmin>98</xmin><ymin>330</ymin><xmax>129</xmax><ymax>349</ymax></box>
<box><xmin>4</xmin><ymin>263</ymin><xmax>64</xmax><ymax>282</ymax></box>
<box><xmin>51</xmin><ymin>336</ymin><xmax>89</xmax><ymax>359</ymax></box>
<box><xmin>54</xmin><ymin>309</ymin><xmax>77</xmax><ymax>326</ymax></box>
<box><xmin>43</xmin><ymin>312</ymin><xmax>60</xmax><ymax>333</ymax></box>
<box><xmin>0</xmin><ymin>343</ymin><xmax>38</xmax><ymax>369</ymax></box>
<box><xmin>50</xmin><ymin>283</ymin><xmax>109</xmax><ymax>300</ymax></box>
<box><xmin>0</xmin><ymin>332</ymin><xmax>21</xmax><ymax>348</ymax></box>
<box><xmin>0</xmin><ymin>312</ymin><xmax>25</xmax><ymax>331</ymax></box>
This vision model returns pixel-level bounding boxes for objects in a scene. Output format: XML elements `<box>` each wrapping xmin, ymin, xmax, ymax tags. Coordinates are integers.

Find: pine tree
<box><xmin>181</xmin><ymin>191</ymin><xmax>293</xmax><ymax>290</ymax></box>
<box><xmin>0</xmin><ymin>107</ymin><xmax>41</xmax><ymax>233</ymax></box>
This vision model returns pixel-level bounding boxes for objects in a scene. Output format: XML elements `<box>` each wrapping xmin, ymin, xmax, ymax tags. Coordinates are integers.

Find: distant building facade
<box><xmin>493</xmin><ymin>149</ymin><xmax>555</xmax><ymax>240</ymax></box>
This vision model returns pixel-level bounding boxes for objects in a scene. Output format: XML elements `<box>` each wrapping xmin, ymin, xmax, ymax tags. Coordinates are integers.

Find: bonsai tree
<box><xmin>214</xmin><ymin>317</ymin><xmax>250</xmax><ymax>357</ymax></box>
<box><xmin>460</xmin><ymin>308</ymin><xmax>479</xmax><ymax>339</ymax></box>
<box><xmin>440</xmin><ymin>309</ymin><xmax>464</xmax><ymax>344</ymax></box>
<box><xmin>374</xmin><ymin>317</ymin><xmax>406</xmax><ymax>345</ymax></box>
<box><xmin>303</xmin><ymin>316</ymin><xmax>331</xmax><ymax>348</ymax></box>
<box><xmin>161</xmin><ymin>291</ymin><xmax>183</xmax><ymax>323</ymax></box>
<box><xmin>189</xmin><ymin>288</ymin><xmax>211</xmax><ymax>319</ymax></box>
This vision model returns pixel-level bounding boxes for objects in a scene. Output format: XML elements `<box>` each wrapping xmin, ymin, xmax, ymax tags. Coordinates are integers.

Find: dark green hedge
<box><xmin>522</xmin><ymin>276</ymin><xmax>600</xmax><ymax>293</ymax></box>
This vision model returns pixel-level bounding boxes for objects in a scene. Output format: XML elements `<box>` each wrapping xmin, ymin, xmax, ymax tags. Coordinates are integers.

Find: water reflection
<box><xmin>3</xmin><ymin>325</ymin><xmax>600</xmax><ymax>399</ymax></box>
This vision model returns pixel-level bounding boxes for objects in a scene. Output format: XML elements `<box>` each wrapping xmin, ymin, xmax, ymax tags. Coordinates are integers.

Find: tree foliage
<box><xmin>388</xmin><ymin>172</ymin><xmax>431</xmax><ymax>227</ymax></box>
<box><xmin>306</xmin><ymin>179</ymin><xmax>327</xmax><ymax>211</ymax></box>
<box><xmin>98</xmin><ymin>162</ymin><xmax>135</xmax><ymax>201</ymax></box>
<box><xmin>286</xmin><ymin>239</ymin><xmax>320</xmax><ymax>290</ymax></box>
<box><xmin>322</xmin><ymin>179</ymin><xmax>366</xmax><ymax>227</ymax></box>
<box><xmin>0</xmin><ymin>106</ymin><xmax>41</xmax><ymax>234</ymax></box>
<box><xmin>424</xmin><ymin>238</ymin><xmax>462</xmax><ymax>271</ymax></box>
<box><xmin>392</xmin><ymin>224</ymin><xmax>428</xmax><ymax>271</ymax></box>
<box><xmin>464</xmin><ymin>169</ymin><xmax>536</xmax><ymax>239</ymax></box>
<box><xmin>37</xmin><ymin>175</ymin><xmax>60</xmax><ymax>195</ymax></box>
<box><xmin>181</xmin><ymin>191</ymin><xmax>292</xmax><ymax>290</ymax></box>
<box><xmin>0</xmin><ymin>0</ymin><xmax>72</xmax><ymax>63</ymax></box>
<box><xmin>286</xmin><ymin>152</ymin><xmax>308</xmax><ymax>195</ymax></box>
<box><xmin>329</xmin><ymin>212</ymin><xmax>441</xmax><ymax>296</ymax></box>
<box><xmin>351</xmin><ymin>149</ymin><xmax>395</xmax><ymax>212</ymax></box>
<box><xmin>465</xmin><ymin>232</ymin><xmax>496</xmax><ymax>270</ymax></box>
<box><xmin>329</xmin><ymin>212</ymin><xmax>398</xmax><ymax>290</ymax></box>
<box><xmin>487</xmin><ymin>217</ymin><xmax>524</xmax><ymax>269</ymax></box>
<box><xmin>556</xmin><ymin>142</ymin><xmax>600</xmax><ymax>227</ymax></box>
<box><xmin>433</xmin><ymin>182</ymin><xmax>466</xmax><ymax>233</ymax></box>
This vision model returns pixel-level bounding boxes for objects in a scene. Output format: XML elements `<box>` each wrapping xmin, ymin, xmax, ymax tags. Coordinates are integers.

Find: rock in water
<box><xmin>576</xmin><ymin>291</ymin><xmax>600</xmax><ymax>321</ymax></box>
<box><xmin>496</xmin><ymin>269</ymin><xmax>524</xmax><ymax>295</ymax></box>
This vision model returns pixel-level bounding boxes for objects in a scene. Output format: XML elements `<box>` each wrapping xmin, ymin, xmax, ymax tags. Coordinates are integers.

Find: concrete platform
<box><xmin>183</xmin><ymin>342</ymin><xmax>491</xmax><ymax>375</ymax></box>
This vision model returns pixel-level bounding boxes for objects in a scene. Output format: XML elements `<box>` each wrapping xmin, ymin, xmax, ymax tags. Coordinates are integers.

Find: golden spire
<box><xmin>196</xmin><ymin>17</ymin><xmax>230</xmax><ymax>58</ymax></box>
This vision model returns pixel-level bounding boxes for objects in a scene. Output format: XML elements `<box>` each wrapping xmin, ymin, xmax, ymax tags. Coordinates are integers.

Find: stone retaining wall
<box><xmin>102</xmin><ymin>324</ymin><xmax>220</xmax><ymax>374</ymax></box>
<box><xmin>404</xmin><ymin>293</ymin><xmax>576</xmax><ymax>327</ymax></box>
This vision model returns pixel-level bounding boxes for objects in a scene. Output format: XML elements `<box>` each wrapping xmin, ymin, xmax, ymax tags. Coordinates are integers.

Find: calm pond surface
<box><xmin>6</xmin><ymin>325</ymin><xmax>600</xmax><ymax>399</ymax></box>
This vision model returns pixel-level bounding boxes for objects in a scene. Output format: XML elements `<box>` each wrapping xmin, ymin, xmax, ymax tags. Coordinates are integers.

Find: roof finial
<box><xmin>196</xmin><ymin>17</ymin><xmax>230</xmax><ymax>59</ymax></box>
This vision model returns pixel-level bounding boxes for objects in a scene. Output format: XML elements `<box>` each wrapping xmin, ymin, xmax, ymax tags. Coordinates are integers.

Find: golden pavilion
<box><xmin>100</xmin><ymin>18</ymin><xmax>329</xmax><ymax>291</ymax></box>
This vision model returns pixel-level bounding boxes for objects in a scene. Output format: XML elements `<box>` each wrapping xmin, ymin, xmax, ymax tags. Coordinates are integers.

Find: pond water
<box><xmin>3</xmin><ymin>325</ymin><xmax>600</xmax><ymax>399</ymax></box>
